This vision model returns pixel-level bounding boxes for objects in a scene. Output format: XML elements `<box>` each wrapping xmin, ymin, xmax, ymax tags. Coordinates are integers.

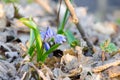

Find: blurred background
<box><xmin>74</xmin><ymin>0</ymin><xmax>120</xmax><ymax>20</ymax></box>
<box><xmin>0</xmin><ymin>0</ymin><xmax>120</xmax><ymax>47</ymax></box>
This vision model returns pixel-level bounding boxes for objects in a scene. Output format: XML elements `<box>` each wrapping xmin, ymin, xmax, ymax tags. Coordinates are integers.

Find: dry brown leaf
<box><xmin>29</xmin><ymin>63</ymin><xmax>49</xmax><ymax>80</ymax></box>
<box><xmin>63</xmin><ymin>48</ymin><xmax>76</xmax><ymax>56</ymax></box>
<box><xmin>92</xmin><ymin>60</ymin><xmax>120</xmax><ymax>73</ymax></box>
<box><xmin>68</xmin><ymin>65</ymin><xmax>82</xmax><ymax>77</ymax></box>
<box><xmin>41</xmin><ymin>64</ymin><xmax>54</xmax><ymax>79</ymax></box>
<box><xmin>106</xmin><ymin>66</ymin><xmax>120</xmax><ymax>78</ymax></box>
<box><xmin>45</xmin><ymin>56</ymin><xmax>61</xmax><ymax>68</ymax></box>
<box><xmin>75</xmin><ymin>46</ymin><xmax>92</xmax><ymax>66</ymax></box>
<box><xmin>52</xmin><ymin>68</ymin><xmax>66</xmax><ymax>78</ymax></box>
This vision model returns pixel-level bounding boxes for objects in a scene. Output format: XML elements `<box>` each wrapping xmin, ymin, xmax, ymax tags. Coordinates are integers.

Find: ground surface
<box><xmin>0</xmin><ymin>0</ymin><xmax>120</xmax><ymax>80</ymax></box>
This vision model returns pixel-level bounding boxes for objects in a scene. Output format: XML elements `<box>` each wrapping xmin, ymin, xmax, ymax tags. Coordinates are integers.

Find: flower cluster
<box><xmin>40</xmin><ymin>27</ymin><xmax>66</xmax><ymax>51</ymax></box>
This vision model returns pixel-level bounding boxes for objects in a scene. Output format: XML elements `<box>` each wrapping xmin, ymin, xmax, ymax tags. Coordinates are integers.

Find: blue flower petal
<box><xmin>46</xmin><ymin>27</ymin><xmax>55</xmax><ymax>39</ymax></box>
<box><xmin>40</xmin><ymin>27</ymin><xmax>55</xmax><ymax>41</ymax></box>
<box><xmin>40</xmin><ymin>31</ymin><xmax>46</xmax><ymax>40</ymax></box>
<box><xmin>44</xmin><ymin>42</ymin><xmax>50</xmax><ymax>51</ymax></box>
<box><xmin>54</xmin><ymin>34</ymin><xmax>66</xmax><ymax>44</ymax></box>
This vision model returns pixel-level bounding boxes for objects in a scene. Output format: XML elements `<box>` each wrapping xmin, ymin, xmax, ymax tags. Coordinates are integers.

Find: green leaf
<box><xmin>41</xmin><ymin>44</ymin><xmax>60</xmax><ymax>62</ymax></box>
<box><xmin>28</xmin><ymin>44</ymin><xmax>35</xmax><ymax>56</ymax></box>
<box><xmin>20</xmin><ymin>18</ymin><xmax>37</xmax><ymax>30</ymax></box>
<box><xmin>34</xmin><ymin>30</ymin><xmax>43</xmax><ymax>61</ymax></box>
<box><xmin>58</xmin><ymin>8</ymin><xmax>69</xmax><ymax>34</ymax></box>
<box><xmin>57</xmin><ymin>0</ymin><xmax>73</xmax><ymax>34</ymax></box>
<box><xmin>20</xmin><ymin>17</ymin><xmax>43</xmax><ymax>62</ymax></box>
<box><xmin>65</xmin><ymin>30</ymin><xmax>78</xmax><ymax>47</ymax></box>
<box><xmin>100</xmin><ymin>40</ymin><xmax>117</xmax><ymax>53</ymax></box>
<box><xmin>105</xmin><ymin>43</ymin><xmax>117</xmax><ymax>53</ymax></box>
<box><xmin>29</xmin><ymin>29</ymin><xmax>35</xmax><ymax>46</ymax></box>
<box><xmin>100</xmin><ymin>42</ymin><xmax>105</xmax><ymax>51</ymax></box>
<box><xmin>2</xmin><ymin>0</ymin><xmax>19</xmax><ymax>3</ymax></box>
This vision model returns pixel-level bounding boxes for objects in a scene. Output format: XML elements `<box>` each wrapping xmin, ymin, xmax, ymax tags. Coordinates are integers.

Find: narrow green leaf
<box><xmin>20</xmin><ymin>18</ymin><xmax>37</xmax><ymax>30</ymax></box>
<box><xmin>29</xmin><ymin>29</ymin><xmax>35</xmax><ymax>46</ymax></box>
<box><xmin>65</xmin><ymin>30</ymin><xmax>78</xmax><ymax>47</ymax></box>
<box><xmin>41</xmin><ymin>44</ymin><xmax>60</xmax><ymax>62</ymax></box>
<box><xmin>58</xmin><ymin>8</ymin><xmax>69</xmax><ymax>34</ymax></box>
<box><xmin>57</xmin><ymin>0</ymin><xmax>73</xmax><ymax>34</ymax></box>
<box><xmin>34</xmin><ymin>29</ymin><xmax>43</xmax><ymax>61</ymax></box>
<box><xmin>28</xmin><ymin>44</ymin><xmax>35</xmax><ymax>56</ymax></box>
<box><xmin>20</xmin><ymin>18</ymin><xmax>43</xmax><ymax>62</ymax></box>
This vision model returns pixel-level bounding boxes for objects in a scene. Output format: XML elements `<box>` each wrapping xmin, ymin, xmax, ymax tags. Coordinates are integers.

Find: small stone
<box><xmin>5</xmin><ymin>52</ymin><xmax>19</xmax><ymax>58</ymax></box>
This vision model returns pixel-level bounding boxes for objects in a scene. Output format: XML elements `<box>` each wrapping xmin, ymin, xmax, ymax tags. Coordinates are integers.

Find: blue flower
<box><xmin>40</xmin><ymin>31</ymin><xmax>46</xmax><ymax>40</ymax></box>
<box><xmin>54</xmin><ymin>34</ymin><xmax>66</xmax><ymax>44</ymax></box>
<box><xmin>40</xmin><ymin>27</ymin><xmax>66</xmax><ymax>51</ymax></box>
<box><xmin>46</xmin><ymin>27</ymin><xmax>55</xmax><ymax>38</ymax></box>
<box><xmin>44</xmin><ymin>42</ymin><xmax>50</xmax><ymax>51</ymax></box>
<box><xmin>40</xmin><ymin>27</ymin><xmax>55</xmax><ymax>41</ymax></box>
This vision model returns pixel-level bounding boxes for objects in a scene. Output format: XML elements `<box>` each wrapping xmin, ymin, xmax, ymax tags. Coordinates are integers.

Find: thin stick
<box><xmin>21</xmin><ymin>72</ymin><xmax>27</xmax><ymax>80</ymax></box>
<box><xmin>64</xmin><ymin>0</ymin><xmax>94</xmax><ymax>55</ymax></box>
<box><xmin>35</xmin><ymin>0</ymin><xmax>52</xmax><ymax>14</ymax></box>
<box><xmin>64</xmin><ymin>0</ymin><xmax>78</xmax><ymax>24</ymax></box>
<box><xmin>92</xmin><ymin>60</ymin><xmax>120</xmax><ymax>73</ymax></box>
<box><xmin>29</xmin><ymin>63</ymin><xmax>48</xmax><ymax>80</ymax></box>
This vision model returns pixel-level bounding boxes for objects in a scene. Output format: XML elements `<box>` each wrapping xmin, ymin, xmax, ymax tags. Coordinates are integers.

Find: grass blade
<box><xmin>41</xmin><ymin>44</ymin><xmax>60</xmax><ymax>62</ymax></box>
<box><xmin>57</xmin><ymin>0</ymin><xmax>73</xmax><ymax>34</ymax></box>
<box><xmin>65</xmin><ymin>30</ymin><xmax>78</xmax><ymax>47</ymax></box>
<box><xmin>20</xmin><ymin>18</ymin><xmax>43</xmax><ymax>62</ymax></box>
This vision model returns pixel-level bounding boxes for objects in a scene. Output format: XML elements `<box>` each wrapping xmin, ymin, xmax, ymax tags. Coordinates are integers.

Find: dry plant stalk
<box><xmin>101</xmin><ymin>51</ymin><xmax>105</xmax><ymax>62</ymax></box>
<box><xmin>64</xmin><ymin>0</ymin><xmax>94</xmax><ymax>55</ymax></box>
<box><xmin>35</xmin><ymin>0</ymin><xmax>52</xmax><ymax>14</ymax></box>
<box><xmin>29</xmin><ymin>63</ymin><xmax>48</xmax><ymax>80</ymax></box>
<box><xmin>64</xmin><ymin>0</ymin><xmax>78</xmax><ymax>24</ymax></box>
<box><xmin>20</xmin><ymin>72</ymin><xmax>27</xmax><ymax>80</ymax></box>
<box><xmin>92</xmin><ymin>60</ymin><xmax>120</xmax><ymax>73</ymax></box>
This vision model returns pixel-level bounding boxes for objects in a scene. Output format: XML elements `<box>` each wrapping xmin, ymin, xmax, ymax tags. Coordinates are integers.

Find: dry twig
<box><xmin>101</xmin><ymin>51</ymin><xmax>106</xmax><ymax>62</ymax></box>
<box><xmin>64</xmin><ymin>0</ymin><xmax>94</xmax><ymax>55</ymax></box>
<box><xmin>64</xmin><ymin>0</ymin><xmax>78</xmax><ymax>24</ymax></box>
<box><xmin>20</xmin><ymin>72</ymin><xmax>27</xmax><ymax>80</ymax></box>
<box><xmin>29</xmin><ymin>63</ymin><xmax>48</xmax><ymax>80</ymax></box>
<box><xmin>92</xmin><ymin>60</ymin><xmax>120</xmax><ymax>73</ymax></box>
<box><xmin>35</xmin><ymin>0</ymin><xmax>53</xmax><ymax>14</ymax></box>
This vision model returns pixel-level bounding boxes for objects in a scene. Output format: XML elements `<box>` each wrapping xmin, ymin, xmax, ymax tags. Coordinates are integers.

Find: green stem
<box><xmin>29</xmin><ymin>29</ymin><xmax>34</xmax><ymax>46</ymax></box>
<box><xmin>33</xmin><ymin>29</ymin><xmax>43</xmax><ymax>61</ymax></box>
<box><xmin>41</xmin><ymin>44</ymin><xmax>60</xmax><ymax>62</ymax></box>
<box><xmin>58</xmin><ymin>0</ymin><xmax>72</xmax><ymax>34</ymax></box>
<box><xmin>58</xmin><ymin>8</ymin><xmax>69</xmax><ymax>34</ymax></box>
<box><xmin>20</xmin><ymin>18</ymin><xmax>43</xmax><ymax>62</ymax></box>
